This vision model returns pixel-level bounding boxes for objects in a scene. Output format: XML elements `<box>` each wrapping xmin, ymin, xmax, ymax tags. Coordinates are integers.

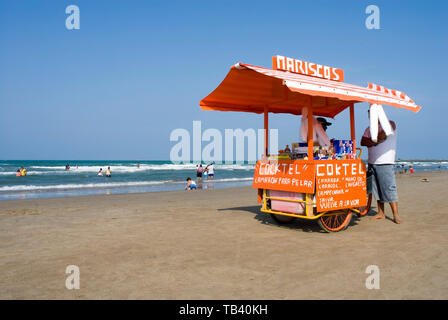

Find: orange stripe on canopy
<box><xmin>200</xmin><ymin>63</ymin><xmax>421</xmax><ymax>117</ymax></box>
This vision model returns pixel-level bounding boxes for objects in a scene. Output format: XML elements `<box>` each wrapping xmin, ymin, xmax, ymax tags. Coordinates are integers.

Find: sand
<box><xmin>0</xmin><ymin>171</ymin><xmax>447</xmax><ymax>300</ymax></box>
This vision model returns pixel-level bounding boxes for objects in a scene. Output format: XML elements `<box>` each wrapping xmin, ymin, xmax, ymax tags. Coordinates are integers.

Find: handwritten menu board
<box><xmin>252</xmin><ymin>160</ymin><xmax>315</xmax><ymax>194</ymax></box>
<box><xmin>315</xmin><ymin>159</ymin><xmax>367</xmax><ymax>212</ymax></box>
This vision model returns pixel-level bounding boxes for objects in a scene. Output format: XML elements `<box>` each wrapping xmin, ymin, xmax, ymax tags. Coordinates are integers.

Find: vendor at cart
<box><xmin>317</xmin><ymin>117</ymin><xmax>332</xmax><ymax>132</ymax></box>
<box><xmin>298</xmin><ymin>111</ymin><xmax>333</xmax><ymax>159</ymax></box>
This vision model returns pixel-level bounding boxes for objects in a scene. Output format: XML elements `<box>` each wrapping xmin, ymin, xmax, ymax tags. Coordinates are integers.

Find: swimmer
<box><xmin>20</xmin><ymin>167</ymin><xmax>27</xmax><ymax>176</ymax></box>
<box><xmin>97</xmin><ymin>168</ymin><xmax>103</xmax><ymax>177</ymax></box>
<box><xmin>105</xmin><ymin>167</ymin><xmax>111</xmax><ymax>177</ymax></box>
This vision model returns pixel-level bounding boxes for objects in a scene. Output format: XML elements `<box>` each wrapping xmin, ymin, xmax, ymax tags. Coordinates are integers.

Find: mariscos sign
<box><xmin>273</xmin><ymin>55</ymin><xmax>344</xmax><ymax>82</ymax></box>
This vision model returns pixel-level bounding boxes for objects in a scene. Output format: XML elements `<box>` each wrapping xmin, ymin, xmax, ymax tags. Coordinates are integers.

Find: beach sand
<box><xmin>0</xmin><ymin>171</ymin><xmax>447</xmax><ymax>299</ymax></box>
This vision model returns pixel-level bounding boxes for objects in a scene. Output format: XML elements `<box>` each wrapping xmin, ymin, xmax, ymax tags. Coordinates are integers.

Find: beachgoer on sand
<box><xmin>409</xmin><ymin>166</ymin><xmax>414</xmax><ymax>174</ymax></box>
<box><xmin>361</xmin><ymin>111</ymin><xmax>402</xmax><ymax>224</ymax></box>
<box><xmin>185</xmin><ymin>177</ymin><xmax>197</xmax><ymax>190</ymax></box>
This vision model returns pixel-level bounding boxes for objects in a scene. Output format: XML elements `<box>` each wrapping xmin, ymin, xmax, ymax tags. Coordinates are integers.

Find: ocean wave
<box><xmin>0</xmin><ymin>177</ymin><xmax>253</xmax><ymax>192</ymax></box>
<box><xmin>0</xmin><ymin>181</ymin><xmax>172</xmax><ymax>192</ymax></box>
<box><xmin>24</xmin><ymin>163</ymin><xmax>255</xmax><ymax>173</ymax></box>
<box><xmin>211</xmin><ymin>177</ymin><xmax>253</xmax><ymax>182</ymax></box>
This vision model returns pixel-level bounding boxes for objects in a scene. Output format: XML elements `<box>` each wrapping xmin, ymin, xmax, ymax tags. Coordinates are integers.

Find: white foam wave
<box><xmin>0</xmin><ymin>181</ymin><xmax>172</xmax><ymax>192</ymax></box>
<box><xmin>24</xmin><ymin>163</ymin><xmax>254</xmax><ymax>173</ymax></box>
<box><xmin>212</xmin><ymin>177</ymin><xmax>253</xmax><ymax>182</ymax></box>
<box><xmin>0</xmin><ymin>176</ymin><xmax>254</xmax><ymax>192</ymax></box>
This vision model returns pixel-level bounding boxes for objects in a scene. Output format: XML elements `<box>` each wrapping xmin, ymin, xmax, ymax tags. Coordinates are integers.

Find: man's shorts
<box><xmin>367</xmin><ymin>164</ymin><xmax>398</xmax><ymax>203</ymax></box>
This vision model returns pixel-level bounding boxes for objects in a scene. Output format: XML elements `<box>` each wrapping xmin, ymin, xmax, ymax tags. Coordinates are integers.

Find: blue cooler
<box><xmin>333</xmin><ymin>140</ymin><xmax>353</xmax><ymax>156</ymax></box>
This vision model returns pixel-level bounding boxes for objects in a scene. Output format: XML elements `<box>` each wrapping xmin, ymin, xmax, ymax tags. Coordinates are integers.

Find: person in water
<box><xmin>98</xmin><ymin>168</ymin><xmax>103</xmax><ymax>177</ymax></box>
<box><xmin>196</xmin><ymin>164</ymin><xmax>203</xmax><ymax>180</ymax></box>
<box><xmin>16</xmin><ymin>169</ymin><xmax>21</xmax><ymax>177</ymax></box>
<box><xmin>65</xmin><ymin>164</ymin><xmax>70</xmax><ymax>170</ymax></box>
<box><xmin>185</xmin><ymin>177</ymin><xmax>197</xmax><ymax>190</ymax></box>
<box><xmin>20</xmin><ymin>167</ymin><xmax>27</xmax><ymax>176</ymax></box>
<box><xmin>206</xmin><ymin>163</ymin><xmax>214</xmax><ymax>179</ymax></box>
<box><xmin>105</xmin><ymin>167</ymin><xmax>111</xmax><ymax>177</ymax></box>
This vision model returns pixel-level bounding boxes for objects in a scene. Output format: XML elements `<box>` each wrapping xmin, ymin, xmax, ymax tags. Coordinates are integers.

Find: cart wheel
<box><xmin>318</xmin><ymin>210</ymin><xmax>352</xmax><ymax>232</ymax></box>
<box><xmin>270</xmin><ymin>213</ymin><xmax>296</xmax><ymax>224</ymax></box>
<box><xmin>356</xmin><ymin>193</ymin><xmax>373</xmax><ymax>217</ymax></box>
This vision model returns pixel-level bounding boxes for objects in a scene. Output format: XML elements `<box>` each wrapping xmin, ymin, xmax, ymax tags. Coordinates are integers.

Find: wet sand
<box><xmin>0</xmin><ymin>171</ymin><xmax>447</xmax><ymax>299</ymax></box>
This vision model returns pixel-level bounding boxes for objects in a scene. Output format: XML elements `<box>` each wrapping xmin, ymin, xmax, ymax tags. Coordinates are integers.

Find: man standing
<box><xmin>361</xmin><ymin>117</ymin><xmax>402</xmax><ymax>224</ymax></box>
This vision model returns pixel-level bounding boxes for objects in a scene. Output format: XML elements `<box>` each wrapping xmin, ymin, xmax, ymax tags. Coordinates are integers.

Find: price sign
<box><xmin>315</xmin><ymin>159</ymin><xmax>367</xmax><ymax>212</ymax></box>
<box><xmin>252</xmin><ymin>160</ymin><xmax>315</xmax><ymax>194</ymax></box>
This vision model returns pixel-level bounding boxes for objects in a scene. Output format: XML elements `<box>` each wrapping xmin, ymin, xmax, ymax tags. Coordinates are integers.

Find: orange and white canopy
<box><xmin>200</xmin><ymin>63</ymin><xmax>421</xmax><ymax>118</ymax></box>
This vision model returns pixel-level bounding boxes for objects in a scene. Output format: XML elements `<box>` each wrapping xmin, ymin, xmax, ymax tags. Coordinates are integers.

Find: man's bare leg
<box><xmin>372</xmin><ymin>201</ymin><xmax>386</xmax><ymax>220</ymax></box>
<box><xmin>389</xmin><ymin>202</ymin><xmax>402</xmax><ymax>224</ymax></box>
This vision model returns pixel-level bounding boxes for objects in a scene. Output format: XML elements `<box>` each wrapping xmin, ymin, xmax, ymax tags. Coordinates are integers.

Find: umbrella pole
<box><xmin>264</xmin><ymin>105</ymin><xmax>269</xmax><ymax>157</ymax></box>
<box><xmin>307</xmin><ymin>98</ymin><xmax>314</xmax><ymax>159</ymax></box>
<box><xmin>350</xmin><ymin>103</ymin><xmax>356</xmax><ymax>155</ymax></box>
<box><xmin>306</xmin><ymin>97</ymin><xmax>314</xmax><ymax>217</ymax></box>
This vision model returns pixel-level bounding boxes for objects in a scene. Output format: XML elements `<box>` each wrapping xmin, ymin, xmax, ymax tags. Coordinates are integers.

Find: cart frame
<box><xmin>257</xmin><ymin>100</ymin><xmax>368</xmax><ymax>232</ymax></box>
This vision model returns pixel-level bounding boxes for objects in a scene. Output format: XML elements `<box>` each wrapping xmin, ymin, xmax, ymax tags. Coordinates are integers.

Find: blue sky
<box><xmin>0</xmin><ymin>0</ymin><xmax>446</xmax><ymax>160</ymax></box>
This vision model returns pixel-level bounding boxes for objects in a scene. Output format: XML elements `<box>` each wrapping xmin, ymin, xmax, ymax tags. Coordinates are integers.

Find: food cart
<box><xmin>200</xmin><ymin>55</ymin><xmax>421</xmax><ymax>232</ymax></box>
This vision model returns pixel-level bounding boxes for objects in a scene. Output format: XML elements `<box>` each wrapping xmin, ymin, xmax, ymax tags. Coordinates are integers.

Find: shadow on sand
<box><xmin>218</xmin><ymin>205</ymin><xmax>379</xmax><ymax>233</ymax></box>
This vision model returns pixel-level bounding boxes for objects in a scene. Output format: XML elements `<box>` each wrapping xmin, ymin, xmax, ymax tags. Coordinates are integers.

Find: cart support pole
<box><xmin>349</xmin><ymin>103</ymin><xmax>356</xmax><ymax>154</ymax></box>
<box><xmin>264</xmin><ymin>105</ymin><xmax>269</xmax><ymax>157</ymax></box>
<box><xmin>306</xmin><ymin>98</ymin><xmax>314</xmax><ymax>217</ymax></box>
<box><xmin>307</xmin><ymin>99</ymin><xmax>313</xmax><ymax>158</ymax></box>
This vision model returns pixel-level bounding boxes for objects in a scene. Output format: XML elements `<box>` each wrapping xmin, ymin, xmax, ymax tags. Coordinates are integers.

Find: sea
<box><xmin>0</xmin><ymin>160</ymin><xmax>446</xmax><ymax>201</ymax></box>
